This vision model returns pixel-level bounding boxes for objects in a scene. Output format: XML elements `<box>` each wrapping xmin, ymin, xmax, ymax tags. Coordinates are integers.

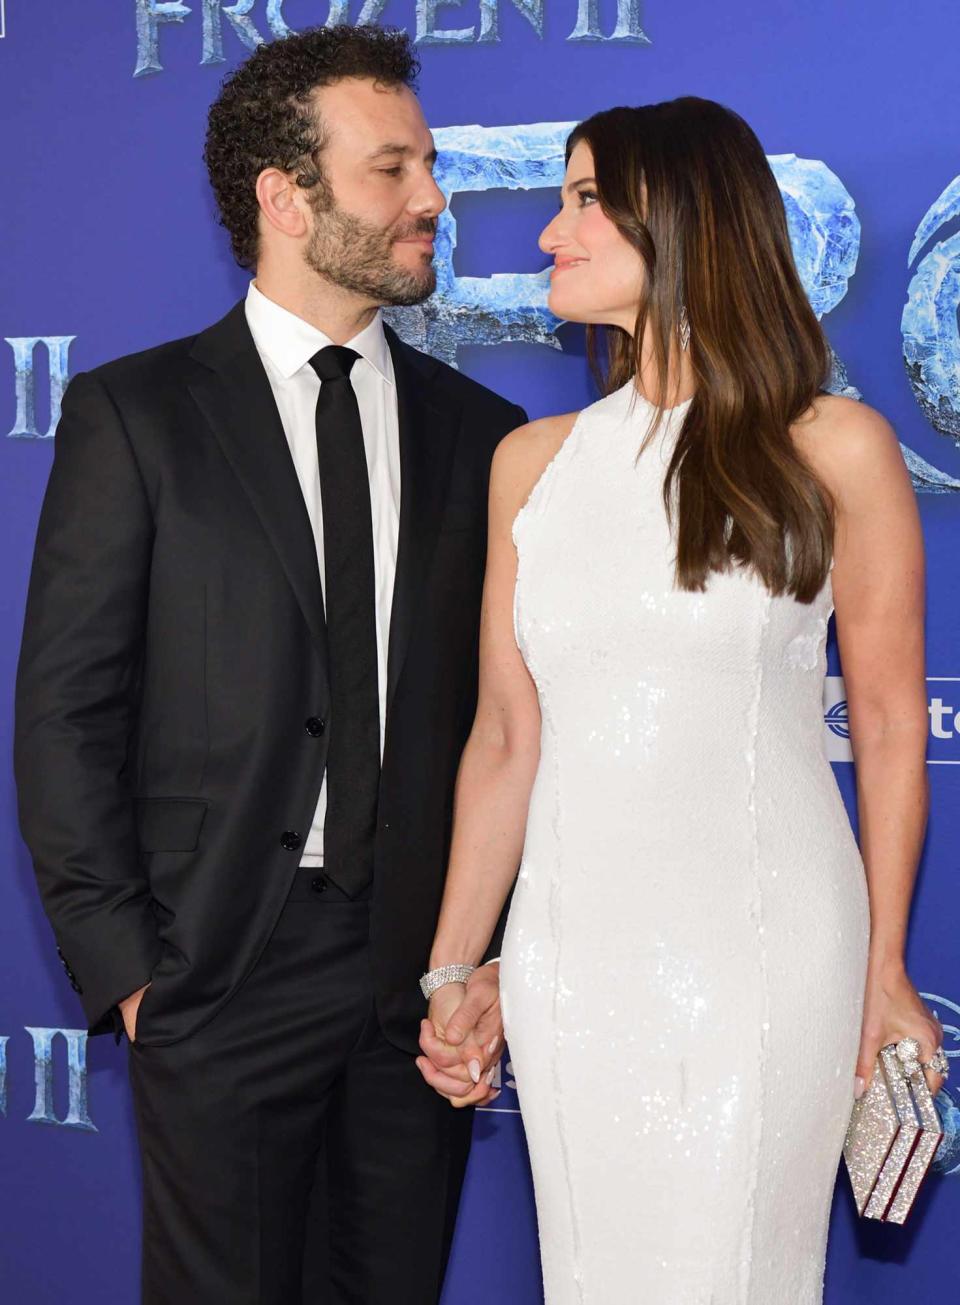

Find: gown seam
<box><xmin>545</xmin><ymin>700</ymin><xmax>586</xmax><ymax>1304</ymax></box>
<box><xmin>738</xmin><ymin>588</ymin><xmax>773</xmax><ymax>1303</ymax></box>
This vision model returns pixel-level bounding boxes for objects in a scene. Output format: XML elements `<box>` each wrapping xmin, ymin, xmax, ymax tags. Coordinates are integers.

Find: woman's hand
<box><xmin>415</xmin><ymin>978</ymin><xmax>502</xmax><ymax>1109</ymax></box>
<box><xmin>855</xmin><ymin>958</ymin><xmax>946</xmax><ymax>1099</ymax></box>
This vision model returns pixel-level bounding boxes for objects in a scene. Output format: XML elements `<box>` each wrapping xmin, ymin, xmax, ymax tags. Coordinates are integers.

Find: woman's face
<box><xmin>539</xmin><ymin>140</ymin><xmax>645</xmax><ymax>333</ymax></box>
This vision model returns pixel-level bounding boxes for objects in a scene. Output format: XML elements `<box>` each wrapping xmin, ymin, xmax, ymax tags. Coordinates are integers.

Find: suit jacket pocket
<box><xmin>136</xmin><ymin>797</ymin><xmax>209</xmax><ymax>853</ymax></box>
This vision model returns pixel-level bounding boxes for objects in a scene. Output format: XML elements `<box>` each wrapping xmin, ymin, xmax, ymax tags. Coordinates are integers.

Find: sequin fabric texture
<box><xmin>500</xmin><ymin>382</ymin><xmax>871</xmax><ymax>1304</ymax></box>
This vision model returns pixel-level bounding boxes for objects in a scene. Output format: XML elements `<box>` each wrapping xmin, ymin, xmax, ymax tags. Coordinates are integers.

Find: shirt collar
<box><xmin>245</xmin><ymin>280</ymin><xmax>394</xmax><ymax>386</ymax></box>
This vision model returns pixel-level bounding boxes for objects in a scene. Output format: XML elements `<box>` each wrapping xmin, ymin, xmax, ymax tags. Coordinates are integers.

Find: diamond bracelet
<box><xmin>419</xmin><ymin>963</ymin><xmax>475</xmax><ymax>1000</ymax></box>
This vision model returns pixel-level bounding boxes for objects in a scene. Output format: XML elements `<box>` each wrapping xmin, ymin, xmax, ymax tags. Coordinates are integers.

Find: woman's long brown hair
<box><xmin>568</xmin><ymin>98</ymin><xmax>834</xmax><ymax>603</ymax></box>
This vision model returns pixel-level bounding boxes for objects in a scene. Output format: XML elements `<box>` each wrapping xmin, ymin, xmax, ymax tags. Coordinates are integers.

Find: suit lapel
<box><xmin>385</xmin><ymin>326</ymin><xmax>462</xmax><ymax>712</ymax></box>
<box><xmin>188</xmin><ymin>302</ymin><xmax>329</xmax><ymax>678</ymax></box>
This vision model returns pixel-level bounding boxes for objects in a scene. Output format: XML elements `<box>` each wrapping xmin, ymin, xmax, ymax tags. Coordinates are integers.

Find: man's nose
<box><xmin>412</xmin><ymin>172</ymin><xmax>447</xmax><ymax>218</ymax></box>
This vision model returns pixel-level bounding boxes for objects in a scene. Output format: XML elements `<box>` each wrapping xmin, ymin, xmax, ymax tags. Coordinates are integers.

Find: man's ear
<box><xmin>255</xmin><ymin>167</ymin><xmax>310</xmax><ymax>242</ymax></box>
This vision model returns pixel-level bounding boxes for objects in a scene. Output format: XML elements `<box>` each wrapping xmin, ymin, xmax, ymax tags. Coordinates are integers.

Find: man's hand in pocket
<box><xmin>119</xmin><ymin>984</ymin><xmax>151</xmax><ymax>1043</ymax></box>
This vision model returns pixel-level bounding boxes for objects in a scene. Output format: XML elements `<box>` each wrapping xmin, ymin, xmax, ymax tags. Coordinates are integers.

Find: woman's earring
<box><xmin>678</xmin><ymin>306</ymin><xmax>691</xmax><ymax>352</ymax></box>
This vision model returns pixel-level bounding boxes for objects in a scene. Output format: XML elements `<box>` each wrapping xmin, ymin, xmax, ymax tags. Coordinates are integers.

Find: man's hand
<box><xmin>119</xmin><ymin>983</ymin><xmax>150</xmax><ymax>1044</ymax></box>
<box><xmin>415</xmin><ymin>963</ymin><xmax>503</xmax><ymax>1108</ymax></box>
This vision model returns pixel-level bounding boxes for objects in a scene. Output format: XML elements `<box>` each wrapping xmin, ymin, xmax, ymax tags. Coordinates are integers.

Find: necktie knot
<box><xmin>310</xmin><ymin>346</ymin><xmax>360</xmax><ymax>384</ymax></box>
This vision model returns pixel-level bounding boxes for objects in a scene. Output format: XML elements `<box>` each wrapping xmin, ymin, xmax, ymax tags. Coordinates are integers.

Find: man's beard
<box><xmin>304</xmin><ymin>192</ymin><xmax>437</xmax><ymax>307</ymax></box>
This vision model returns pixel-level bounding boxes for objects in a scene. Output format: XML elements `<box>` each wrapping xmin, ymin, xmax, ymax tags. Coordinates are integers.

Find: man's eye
<box><xmin>380</xmin><ymin>167</ymin><xmax>404</xmax><ymax>177</ymax></box>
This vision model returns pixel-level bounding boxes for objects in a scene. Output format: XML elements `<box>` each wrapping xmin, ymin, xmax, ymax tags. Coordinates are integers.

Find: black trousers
<box><xmin>128</xmin><ymin>868</ymin><xmax>474</xmax><ymax>1304</ymax></box>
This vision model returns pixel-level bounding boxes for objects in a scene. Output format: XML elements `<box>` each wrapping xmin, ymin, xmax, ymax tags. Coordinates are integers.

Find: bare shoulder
<box><xmin>491</xmin><ymin>411</ymin><xmax>580</xmax><ymax>510</ymax></box>
<box><xmin>792</xmin><ymin>395</ymin><xmax>906</xmax><ymax>502</ymax></box>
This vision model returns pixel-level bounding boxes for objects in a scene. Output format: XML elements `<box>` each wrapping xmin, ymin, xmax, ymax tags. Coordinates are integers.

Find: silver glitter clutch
<box><xmin>843</xmin><ymin>1043</ymin><xmax>943</xmax><ymax>1224</ymax></box>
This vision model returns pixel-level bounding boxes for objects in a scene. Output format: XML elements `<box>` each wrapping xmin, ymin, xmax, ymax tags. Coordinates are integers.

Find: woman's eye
<box><xmin>577</xmin><ymin>189</ymin><xmax>598</xmax><ymax>206</ymax></box>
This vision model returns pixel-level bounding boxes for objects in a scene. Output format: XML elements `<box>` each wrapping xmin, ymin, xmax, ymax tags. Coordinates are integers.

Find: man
<box><xmin>15</xmin><ymin>25</ymin><xmax>520</xmax><ymax>1303</ymax></box>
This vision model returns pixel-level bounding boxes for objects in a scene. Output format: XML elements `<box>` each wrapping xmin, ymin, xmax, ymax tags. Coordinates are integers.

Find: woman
<box><xmin>417</xmin><ymin>98</ymin><xmax>946</xmax><ymax>1302</ymax></box>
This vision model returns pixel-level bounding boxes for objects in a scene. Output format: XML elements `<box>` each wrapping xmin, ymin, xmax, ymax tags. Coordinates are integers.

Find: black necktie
<box><xmin>310</xmin><ymin>346</ymin><xmax>380</xmax><ymax>897</ymax></box>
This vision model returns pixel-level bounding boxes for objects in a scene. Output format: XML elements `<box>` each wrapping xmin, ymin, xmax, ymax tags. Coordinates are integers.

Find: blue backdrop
<box><xmin>2</xmin><ymin>2</ymin><xmax>959</xmax><ymax>1300</ymax></box>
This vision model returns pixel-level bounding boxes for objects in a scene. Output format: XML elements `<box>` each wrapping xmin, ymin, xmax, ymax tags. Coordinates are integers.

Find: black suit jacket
<box><xmin>14</xmin><ymin>301</ymin><xmax>526</xmax><ymax>1054</ymax></box>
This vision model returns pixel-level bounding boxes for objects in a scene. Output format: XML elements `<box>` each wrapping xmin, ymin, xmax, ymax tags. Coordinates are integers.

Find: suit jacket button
<box><xmin>310</xmin><ymin>874</ymin><xmax>327</xmax><ymax>894</ymax></box>
<box><xmin>305</xmin><ymin>717</ymin><xmax>326</xmax><ymax>737</ymax></box>
<box><xmin>280</xmin><ymin>831</ymin><xmax>302</xmax><ymax>851</ymax></box>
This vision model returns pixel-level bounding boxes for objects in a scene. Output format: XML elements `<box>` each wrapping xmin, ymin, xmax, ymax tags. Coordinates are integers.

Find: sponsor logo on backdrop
<box><xmin>5</xmin><ymin>336</ymin><xmax>75</xmax><ymax>439</ymax></box>
<box><xmin>824</xmin><ymin>676</ymin><xmax>960</xmax><ymax>764</ymax></box>
<box><xmin>133</xmin><ymin>0</ymin><xmax>649</xmax><ymax>75</ymax></box>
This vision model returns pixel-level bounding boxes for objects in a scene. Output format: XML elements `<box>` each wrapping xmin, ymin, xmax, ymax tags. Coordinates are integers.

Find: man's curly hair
<box><xmin>204</xmin><ymin>25</ymin><xmax>420</xmax><ymax>270</ymax></box>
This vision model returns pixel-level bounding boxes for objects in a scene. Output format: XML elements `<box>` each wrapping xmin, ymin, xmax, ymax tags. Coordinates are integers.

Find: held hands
<box><xmin>119</xmin><ymin>983</ymin><xmax>150</xmax><ymax>1044</ymax></box>
<box><xmin>855</xmin><ymin>957</ymin><xmax>946</xmax><ymax>1099</ymax></box>
<box><xmin>416</xmin><ymin>962</ymin><xmax>503</xmax><ymax>1108</ymax></box>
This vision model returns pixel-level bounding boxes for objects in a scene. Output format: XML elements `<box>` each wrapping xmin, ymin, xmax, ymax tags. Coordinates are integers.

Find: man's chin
<box><xmin>382</xmin><ymin>269</ymin><xmax>437</xmax><ymax>308</ymax></box>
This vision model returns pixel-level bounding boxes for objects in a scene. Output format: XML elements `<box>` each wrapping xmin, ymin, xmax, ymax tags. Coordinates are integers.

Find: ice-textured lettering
<box><xmin>5</xmin><ymin>337</ymin><xmax>75</xmax><ymax>440</ymax></box>
<box><xmin>134</xmin><ymin>0</ymin><xmax>653</xmax><ymax>69</ymax></box>
<box><xmin>134</xmin><ymin>0</ymin><xmax>192</xmax><ymax>76</ymax></box>
<box><xmin>568</xmin><ymin>0</ymin><xmax>649</xmax><ymax>42</ymax></box>
<box><xmin>903</xmin><ymin>176</ymin><xmax>960</xmax><ymax>443</ymax></box>
<box><xmin>479</xmin><ymin>0</ymin><xmax>544</xmax><ymax>41</ymax></box>
<box><xmin>24</xmin><ymin>1028</ymin><xmax>97</xmax><ymax>1132</ymax></box>
<box><xmin>201</xmin><ymin>0</ymin><xmax>264</xmax><ymax>65</ymax></box>
<box><xmin>387</xmin><ymin>130</ymin><xmax>864</xmax><ymax>375</ymax></box>
<box><xmin>385</xmin><ymin>122</ymin><xmax>571</xmax><ymax>363</ymax></box>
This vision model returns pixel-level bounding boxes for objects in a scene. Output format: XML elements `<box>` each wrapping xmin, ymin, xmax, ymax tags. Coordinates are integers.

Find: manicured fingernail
<box><xmin>485</xmin><ymin>1066</ymin><xmax>496</xmax><ymax>1085</ymax></box>
<box><xmin>854</xmin><ymin>1076</ymin><xmax>865</xmax><ymax>1100</ymax></box>
<box><xmin>468</xmin><ymin>1059</ymin><xmax>481</xmax><ymax>1084</ymax></box>
<box><xmin>487</xmin><ymin>1037</ymin><xmax>499</xmax><ymax>1054</ymax></box>
<box><xmin>488</xmin><ymin>1090</ymin><xmax>501</xmax><ymax>1101</ymax></box>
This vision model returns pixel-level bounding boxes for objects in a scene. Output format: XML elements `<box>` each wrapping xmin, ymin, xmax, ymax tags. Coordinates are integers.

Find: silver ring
<box><xmin>895</xmin><ymin>1037</ymin><xmax>923</xmax><ymax>1077</ymax></box>
<box><xmin>924</xmin><ymin>1047</ymin><xmax>950</xmax><ymax>1079</ymax></box>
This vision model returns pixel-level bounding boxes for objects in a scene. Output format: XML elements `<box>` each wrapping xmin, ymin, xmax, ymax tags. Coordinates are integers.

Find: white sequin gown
<box><xmin>500</xmin><ymin>382</ymin><xmax>870</xmax><ymax>1305</ymax></box>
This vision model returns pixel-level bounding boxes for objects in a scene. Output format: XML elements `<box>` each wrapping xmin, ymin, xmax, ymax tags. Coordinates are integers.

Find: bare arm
<box><xmin>803</xmin><ymin>397</ymin><xmax>942</xmax><ymax>1094</ymax></box>
<box><xmin>818</xmin><ymin>401</ymin><xmax>927</xmax><ymax>964</ymax></box>
<box><xmin>416</xmin><ymin>414</ymin><xmax>574</xmax><ymax>1105</ymax></box>
<box><xmin>427</xmin><ymin>426</ymin><xmax>554</xmax><ymax>970</ymax></box>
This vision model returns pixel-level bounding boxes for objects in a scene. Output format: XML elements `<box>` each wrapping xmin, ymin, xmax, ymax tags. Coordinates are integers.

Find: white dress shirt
<box><xmin>245</xmin><ymin>281</ymin><xmax>400</xmax><ymax>867</ymax></box>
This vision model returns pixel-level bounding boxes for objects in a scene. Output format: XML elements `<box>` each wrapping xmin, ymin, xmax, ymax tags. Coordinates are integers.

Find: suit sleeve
<box><xmin>479</xmin><ymin>402</ymin><xmax>529</xmax><ymax>966</ymax></box>
<box><xmin>14</xmin><ymin>371</ymin><xmax>160</xmax><ymax>1036</ymax></box>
